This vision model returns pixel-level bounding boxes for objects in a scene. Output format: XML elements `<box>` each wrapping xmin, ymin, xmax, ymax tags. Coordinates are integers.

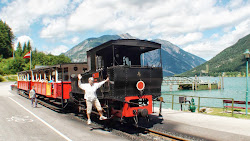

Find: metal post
<box><xmin>159</xmin><ymin>97</ymin><xmax>163</xmax><ymax>116</ymax></box>
<box><xmin>232</xmin><ymin>99</ymin><xmax>234</xmax><ymax>117</ymax></box>
<box><xmin>222</xmin><ymin>76</ymin><xmax>224</xmax><ymax>89</ymax></box>
<box><xmin>246</xmin><ymin>58</ymin><xmax>248</xmax><ymax>115</ymax></box>
<box><xmin>198</xmin><ymin>97</ymin><xmax>200</xmax><ymax>113</ymax></box>
<box><xmin>61</xmin><ymin>66</ymin><xmax>64</xmax><ymax>108</ymax></box>
<box><xmin>172</xmin><ymin>95</ymin><xmax>174</xmax><ymax>110</ymax></box>
<box><xmin>195</xmin><ymin>75</ymin><xmax>197</xmax><ymax>90</ymax></box>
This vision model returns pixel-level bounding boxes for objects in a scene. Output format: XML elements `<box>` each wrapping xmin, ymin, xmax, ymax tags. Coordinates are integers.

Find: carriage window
<box><xmin>52</xmin><ymin>70</ymin><xmax>56</xmax><ymax>81</ymax></box>
<box><xmin>28</xmin><ymin>73</ymin><xmax>31</xmax><ymax>81</ymax></box>
<box><xmin>58</xmin><ymin>68</ymin><xmax>62</xmax><ymax>81</ymax></box>
<box><xmin>41</xmin><ymin>72</ymin><xmax>44</xmax><ymax>80</ymax></box>
<box><xmin>33</xmin><ymin>73</ymin><xmax>36</xmax><ymax>81</ymax></box>
<box><xmin>63</xmin><ymin>67</ymin><xmax>69</xmax><ymax>81</ymax></box>
<box><xmin>45</xmin><ymin>71</ymin><xmax>50</xmax><ymax>81</ymax></box>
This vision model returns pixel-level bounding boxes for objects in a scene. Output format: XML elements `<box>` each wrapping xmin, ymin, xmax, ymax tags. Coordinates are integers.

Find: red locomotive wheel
<box><xmin>136</xmin><ymin>81</ymin><xmax>145</xmax><ymax>90</ymax></box>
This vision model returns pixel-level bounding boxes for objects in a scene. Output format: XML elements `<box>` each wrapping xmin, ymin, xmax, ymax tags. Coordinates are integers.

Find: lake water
<box><xmin>157</xmin><ymin>77</ymin><xmax>249</xmax><ymax>110</ymax></box>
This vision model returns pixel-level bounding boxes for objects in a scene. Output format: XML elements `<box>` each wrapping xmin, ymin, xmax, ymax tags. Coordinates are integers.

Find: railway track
<box><xmin>16</xmin><ymin>89</ymin><xmax>62</xmax><ymax>112</ymax></box>
<box><xmin>144</xmin><ymin>128</ymin><xmax>188</xmax><ymax>141</ymax></box>
<box><xmin>13</xmin><ymin>88</ymin><xmax>189</xmax><ymax>141</ymax></box>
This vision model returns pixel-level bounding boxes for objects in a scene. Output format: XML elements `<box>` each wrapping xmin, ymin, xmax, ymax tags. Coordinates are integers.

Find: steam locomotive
<box><xmin>17</xmin><ymin>39</ymin><xmax>163</xmax><ymax>125</ymax></box>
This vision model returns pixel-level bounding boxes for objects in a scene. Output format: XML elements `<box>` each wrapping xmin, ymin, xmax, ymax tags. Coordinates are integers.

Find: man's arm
<box><xmin>78</xmin><ymin>74</ymin><xmax>86</xmax><ymax>90</ymax></box>
<box><xmin>96</xmin><ymin>77</ymin><xmax>109</xmax><ymax>88</ymax></box>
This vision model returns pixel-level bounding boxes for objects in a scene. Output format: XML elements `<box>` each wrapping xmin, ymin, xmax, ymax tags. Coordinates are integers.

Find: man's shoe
<box><xmin>99</xmin><ymin>116</ymin><xmax>107</xmax><ymax>120</ymax></box>
<box><xmin>87</xmin><ymin>119</ymin><xmax>91</xmax><ymax>125</ymax></box>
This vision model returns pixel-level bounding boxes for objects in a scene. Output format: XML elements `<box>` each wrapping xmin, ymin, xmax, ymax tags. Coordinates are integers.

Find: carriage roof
<box><xmin>18</xmin><ymin>62</ymin><xmax>87</xmax><ymax>74</ymax></box>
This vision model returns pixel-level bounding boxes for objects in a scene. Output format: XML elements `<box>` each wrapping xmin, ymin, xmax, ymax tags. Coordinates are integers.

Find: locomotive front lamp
<box><xmin>243</xmin><ymin>49</ymin><xmax>250</xmax><ymax>115</ymax></box>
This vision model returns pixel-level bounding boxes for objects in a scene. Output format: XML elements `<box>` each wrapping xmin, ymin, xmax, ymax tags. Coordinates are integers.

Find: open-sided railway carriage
<box><xmin>17</xmin><ymin>39</ymin><xmax>163</xmax><ymax>125</ymax></box>
<box><xmin>17</xmin><ymin>63</ymin><xmax>88</xmax><ymax>107</ymax></box>
<box><xmin>70</xmin><ymin>39</ymin><xmax>163</xmax><ymax>124</ymax></box>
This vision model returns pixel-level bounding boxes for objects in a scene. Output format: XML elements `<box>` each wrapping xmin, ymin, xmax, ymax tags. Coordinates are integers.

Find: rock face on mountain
<box><xmin>64</xmin><ymin>33</ymin><xmax>206</xmax><ymax>76</ymax></box>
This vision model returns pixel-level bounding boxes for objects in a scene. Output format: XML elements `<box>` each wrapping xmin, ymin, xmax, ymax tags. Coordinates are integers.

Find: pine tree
<box><xmin>27</xmin><ymin>40</ymin><xmax>32</xmax><ymax>51</ymax></box>
<box><xmin>22</xmin><ymin>42</ymin><xmax>27</xmax><ymax>56</ymax></box>
<box><xmin>16</xmin><ymin>42</ymin><xmax>22</xmax><ymax>57</ymax></box>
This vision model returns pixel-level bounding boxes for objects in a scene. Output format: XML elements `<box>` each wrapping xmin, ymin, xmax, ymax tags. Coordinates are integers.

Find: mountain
<box><xmin>180</xmin><ymin>34</ymin><xmax>250</xmax><ymax>76</ymax></box>
<box><xmin>64</xmin><ymin>33</ymin><xmax>206</xmax><ymax>76</ymax></box>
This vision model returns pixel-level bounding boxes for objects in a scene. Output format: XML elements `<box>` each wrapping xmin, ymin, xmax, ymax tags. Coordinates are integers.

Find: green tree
<box><xmin>15</xmin><ymin>42</ymin><xmax>22</xmax><ymax>57</ymax></box>
<box><xmin>22</xmin><ymin>42</ymin><xmax>27</xmax><ymax>56</ymax></box>
<box><xmin>8</xmin><ymin>57</ymin><xmax>25</xmax><ymax>73</ymax></box>
<box><xmin>27</xmin><ymin>40</ymin><xmax>32</xmax><ymax>51</ymax></box>
<box><xmin>0</xmin><ymin>20</ymin><xmax>15</xmax><ymax>58</ymax></box>
<box><xmin>0</xmin><ymin>47</ymin><xmax>71</xmax><ymax>75</ymax></box>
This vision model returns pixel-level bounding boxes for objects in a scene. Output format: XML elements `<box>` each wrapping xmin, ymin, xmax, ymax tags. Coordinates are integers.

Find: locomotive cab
<box><xmin>86</xmin><ymin>39</ymin><xmax>162</xmax><ymax>98</ymax></box>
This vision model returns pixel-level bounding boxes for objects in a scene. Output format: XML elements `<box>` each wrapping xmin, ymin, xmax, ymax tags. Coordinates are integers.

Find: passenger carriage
<box><xmin>17</xmin><ymin>63</ymin><xmax>87</xmax><ymax>107</ymax></box>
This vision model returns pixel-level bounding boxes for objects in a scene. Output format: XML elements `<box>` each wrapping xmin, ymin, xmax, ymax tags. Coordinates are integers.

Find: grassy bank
<box><xmin>0</xmin><ymin>75</ymin><xmax>17</xmax><ymax>82</ymax></box>
<box><xmin>205</xmin><ymin>108</ymin><xmax>250</xmax><ymax>119</ymax></box>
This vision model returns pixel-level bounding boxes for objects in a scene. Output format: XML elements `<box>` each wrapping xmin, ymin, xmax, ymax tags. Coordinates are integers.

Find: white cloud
<box><xmin>0</xmin><ymin>0</ymin><xmax>70</xmax><ymax>33</ymax></box>
<box><xmin>1</xmin><ymin>0</ymin><xmax>9</xmax><ymax>4</ymax></box>
<box><xmin>163</xmin><ymin>32</ymin><xmax>203</xmax><ymax>46</ymax></box>
<box><xmin>40</xmin><ymin>17</ymin><xmax>67</xmax><ymax>38</ymax></box>
<box><xmin>50</xmin><ymin>45</ymin><xmax>69</xmax><ymax>55</ymax></box>
<box><xmin>183</xmin><ymin>42</ymin><xmax>218</xmax><ymax>60</ymax></box>
<box><xmin>62</xmin><ymin>36</ymin><xmax>80</xmax><ymax>44</ymax></box>
<box><xmin>14</xmin><ymin>35</ymin><xmax>34</xmax><ymax>50</ymax></box>
<box><xmin>228</xmin><ymin>0</ymin><xmax>244</xmax><ymax>9</ymax></box>
<box><xmin>38</xmin><ymin>0</ymin><xmax>250</xmax><ymax>39</ymax></box>
<box><xmin>183</xmin><ymin>19</ymin><xmax>250</xmax><ymax>60</ymax></box>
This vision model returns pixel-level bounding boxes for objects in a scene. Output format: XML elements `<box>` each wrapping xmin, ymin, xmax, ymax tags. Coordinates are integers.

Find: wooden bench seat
<box><xmin>223</xmin><ymin>100</ymin><xmax>250</xmax><ymax>110</ymax></box>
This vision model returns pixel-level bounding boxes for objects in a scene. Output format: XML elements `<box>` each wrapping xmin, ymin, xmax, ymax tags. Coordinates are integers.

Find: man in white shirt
<box><xmin>78</xmin><ymin>74</ymin><xmax>109</xmax><ymax>125</ymax></box>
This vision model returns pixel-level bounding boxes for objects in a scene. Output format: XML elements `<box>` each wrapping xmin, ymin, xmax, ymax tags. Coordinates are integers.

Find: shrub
<box><xmin>0</xmin><ymin>75</ymin><xmax>5</xmax><ymax>82</ymax></box>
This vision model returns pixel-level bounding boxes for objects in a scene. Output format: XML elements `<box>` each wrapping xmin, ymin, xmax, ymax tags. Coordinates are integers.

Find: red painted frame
<box><xmin>18</xmin><ymin>80</ymin><xmax>71</xmax><ymax>99</ymax></box>
<box><xmin>122</xmin><ymin>95</ymin><xmax>152</xmax><ymax>117</ymax></box>
<box><xmin>17</xmin><ymin>81</ymin><xmax>30</xmax><ymax>91</ymax></box>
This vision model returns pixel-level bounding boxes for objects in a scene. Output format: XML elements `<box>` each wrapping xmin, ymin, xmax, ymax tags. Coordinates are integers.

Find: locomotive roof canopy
<box><xmin>87</xmin><ymin>39</ymin><xmax>161</xmax><ymax>55</ymax></box>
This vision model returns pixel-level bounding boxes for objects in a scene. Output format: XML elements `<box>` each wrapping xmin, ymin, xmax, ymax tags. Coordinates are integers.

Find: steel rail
<box><xmin>16</xmin><ymin>89</ymin><xmax>62</xmax><ymax>112</ymax></box>
<box><xmin>145</xmin><ymin>128</ymin><xmax>188</xmax><ymax>141</ymax></box>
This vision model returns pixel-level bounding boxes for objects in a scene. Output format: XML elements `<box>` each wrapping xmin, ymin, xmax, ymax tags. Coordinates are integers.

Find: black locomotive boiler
<box><xmin>70</xmin><ymin>39</ymin><xmax>163</xmax><ymax>125</ymax></box>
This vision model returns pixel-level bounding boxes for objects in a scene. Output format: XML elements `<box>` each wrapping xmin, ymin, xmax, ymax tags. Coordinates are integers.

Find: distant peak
<box><xmin>119</xmin><ymin>33</ymin><xmax>137</xmax><ymax>39</ymax></box>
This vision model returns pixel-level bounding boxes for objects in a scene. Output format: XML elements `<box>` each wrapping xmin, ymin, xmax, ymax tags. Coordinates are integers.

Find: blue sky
<box><xmin>1</xmin><ymin>0</ymin><xmax>250</xmax><ymax>60</ymax></box>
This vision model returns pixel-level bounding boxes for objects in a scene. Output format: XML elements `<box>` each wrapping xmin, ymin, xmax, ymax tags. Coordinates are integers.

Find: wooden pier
<box><xmin>162</xmin><ymin>76</ymin><xmax>223</xmax><ymax>90</ymax></box>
